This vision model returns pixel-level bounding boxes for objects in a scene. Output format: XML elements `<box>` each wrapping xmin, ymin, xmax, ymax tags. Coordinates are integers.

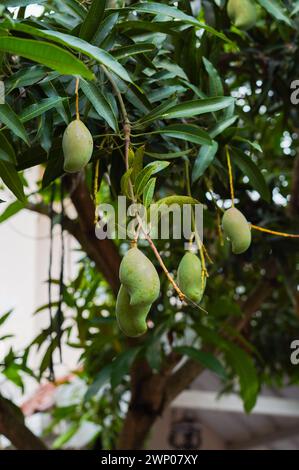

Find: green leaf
<box><xmin>257</xmin><ymin>0</ymin><xmax>292</xmax><ymax>26</ymax></box>
<box><xmin>192</xmin><ymin>141</ymin><xmax>218</xmax><ymax>183</ymax></box>
<box><xmin>0</xmin><ymin>36</ymin><xmax>93</xmax><ymax>80</ymax></box>
<box><xmin>0</xmin><ymin>133</ymin><xmax>16</xmax><ymax>164</ymax></box>
<box><xmin>232</xmin><ymin>148</ymin><xmax>271</xmax><ymax>202</ymax></box>
<box><xmin>42</xmin><ymin>155</ymin><xmax>64</xmax><ymax>189</ymax></box>
<box><xmin>174</xmin><ymin>346</ymin><xmax>227</xmax><ymax>379</ymax></box>
<box><xmin>80</xmin><ymin>0</ymin><xmax>107</xmax><ymax>42</ymax></box>
<box><xmin>233</xmin><ymin>137</ymin><xmax>263</xmax><ymax>153</ymax></box>
<box><xmin>135</xmin><ymin>161</ymin><xmax>170</xmax><ymax>196</ymax></box>
<box><xmin>0</xmin><ymin>161</ymin><xmax>25</xmax><ymax>201</ymax></box>
<box><xmin>93</xmin><ymin>12</ymin><xmax>119</xmax><ymax>46</ymax></box>
<box><xmin>143</xmin><ymin>178</ymin><xmax>156</xmax><ymax>208</ymax></box>
<box><xmin>145</xmin><ymin>149</ymin><xmax>193</xmax><ymax>160</ymax></box>
<box><xmin>112</xmin><ymin>43</ymin><xmax>156</xmax><ymax>59</ymax></box>
<box><xmin>85</xmin><ymin>363</ymin><xmax>112</xmax><ymax>400</ymax></box>
<box><xmin>80</xmin><ymin>79</ymin><xmax>118</xmax><ymax>131</ymax></box>
<box><xmin>2</xmin><ymin>0</ymin><xmax>47</xmax><ymax>5</ymax></box>
<box><xmin>52</xmin><ymin>423</ymin><xmax>80</xmax><ymax>449</ymax></box>
<box><xmin>209</xmin><ymin>116</ymin><xmax>238</xmax><ymax>138</ymax></box>
<box><xmin>225</xmin><ymin>344</ymin><xmax>259</xmax><ymax>413</ymax></box>
<box><xmin>131</xmin><ymin>145</ymin><xmax>145</xmax><ymax>182</ymax></box>
<box><xmin>121</xmin><ymin>168</ymin><xmax>133</xmax><ymax>198</ymax></box>
<box><xmin>0</xmin><ymin>200</ymin><xmax>25</xmax><ymax>223</ymax></box>
<box><xmin>157</xmin><ymin>124</ymin><xmax>212</xmax><ymax>146</ymax></box>
<box><xmin>111</xmin><ymin>348</ymin><xmax>140</xmax><ymax>388</ymax></box>
<box><xmin>3</xmin><ymin>363</ymin><xmax>23</xmax><ymax>388</ymax></box>
<box><xmin>141</xmin><ymin>97</ymin><xmax>234</xmax><ymax>122</ymax></box>
<box><xmin>0</xmin><ymin>310</ymin><xmax>12</xmax><ymax>327</ymax></box>
<box><xmin>0</xmin><ymin>103</ymin><xmax>29</xmax><ymax>144</ymax></box>
<box><xmin>202</xmin><ymin>57</ymin><xmax>223</xmax><ymax>97</ymax></box>
<box><xmin>5</xmin><ymin>65</ymin><xmax>56</xmax><ymax>94</ymax></box>
<box><xmin>20</xmin><ymin>97</ymin><xmax>66</xmax><ymax>123</ymax></box>
<box><xmin>8</xmin><ymin>23</ymin><xmax>131</xmax><ymax>82</ymax></box>
<box><xmin>131</xmin><ymin>2</ymin><xmax>233</xmax><ymax>45</ymax></box>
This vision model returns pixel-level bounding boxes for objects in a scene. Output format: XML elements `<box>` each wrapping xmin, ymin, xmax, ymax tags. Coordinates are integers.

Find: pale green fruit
<box><xmin>116</xmin><ymin>284</ymin><xmax>150</xmax><ymax>337</ymax></box>
<box><xmin>227</xmin><ymin>0</ymin><xmax>257</xmax><ymax>30</ymax></box>
<box><xmin>177</xmin><ymin>252</ymin><xmax>206</xmax><ymax>304</ymax></box>
<box><xmin>119</xmin><ymin>247</ymin><xmax>160</xmax><ymax>306</ymax></box>
<box><xmin>62</xmin><ymin>120</ymin><xmax>93</xmax><ymax>173</ymax></box>
<box><xmin>222</xmin><ymin>207</ymin><xmax>251</xmax><ymax>254</ymax></box>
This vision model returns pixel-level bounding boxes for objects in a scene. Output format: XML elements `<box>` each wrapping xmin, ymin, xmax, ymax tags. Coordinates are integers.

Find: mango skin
<box><xmin>119</xmin><ymin>247</ymin><xmax>160</xmax><ymax>307</ymax></box>
<box><xmin>116</xmin><ymin>284</ymin><xmax>150</xmax><ymax>337</ymax></box>
<box><xmin>222</xmin><ymin>207</ymin><xmax>251</xmax><ymax>254</ymax></box>
<box><xmin>62</xmin><ymin>120</ymin><xmax>93</xmax><ymax>173</ymax></box>
<box><xmin>177</xmin><ymin>252</ymin><xmax>206</xmax><ymax>304</ymax></box>
<box><xmin>227</xmin><ymin>0</ymin><xmax>257</xmax><ymax>30</ymax></box>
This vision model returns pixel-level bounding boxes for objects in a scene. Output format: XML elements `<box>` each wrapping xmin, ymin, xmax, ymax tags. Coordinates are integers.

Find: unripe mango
<box><xmin>177</xmin><ymin>252</ymin><xmax>206</xmax><ymax>304</ymax></box>
<box><xmin>222</xmin><ymin>207</ymin><xmax>251</xmax><ymax>254</ymax></box>
<box><xmin>116</xmin><ymin>284</ymin><xmax>150</xmax><ymax>337</ymax></box>
<box><xmin>227</xmin><ymin>0</ymin><xmax>257</xmax><ymax>30</ymax></box>
<box><xmin>62</xmin><ymin>119</ymin><xmax>93</xmax><ymax>173</ymax></box>
<box><xmin>119</xmin><ymin>247</ymin><xmax>160</xmax><ymax>306</ymax></box>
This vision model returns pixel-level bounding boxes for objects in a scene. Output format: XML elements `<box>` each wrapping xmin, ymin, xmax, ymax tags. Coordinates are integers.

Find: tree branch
<box><xmin>0</xmin><ymin>396</ymin><xmax>47</xmax><ymax>450</ymax></box>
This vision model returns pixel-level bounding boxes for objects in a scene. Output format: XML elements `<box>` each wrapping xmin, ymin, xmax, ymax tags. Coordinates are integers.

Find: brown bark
<box><xmin>0</xmin><ymin>396</ymin><xmax>47</xmax><ymax>450</ymax></box>
<box><xmin>66</xmin><ymin>175</ymin><xmax>121</xmax><ymax>295</ymax></box>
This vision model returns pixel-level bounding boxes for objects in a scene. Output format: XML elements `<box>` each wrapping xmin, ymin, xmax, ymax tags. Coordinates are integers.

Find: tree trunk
<box><xmin>0</xmin><ymin>396</ymin><xmax>47</xmax><ymax>450</ymax></box>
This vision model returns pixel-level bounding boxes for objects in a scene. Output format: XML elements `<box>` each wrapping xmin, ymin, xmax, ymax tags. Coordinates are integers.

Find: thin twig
<box><xmin>251</xmin><ymin>224</ymin><xmax>299</xmax><ymax>238</ymax></box>
<box><xmin>101</xmin><ymin>65</ymin><xmax>135</xmax><ymax>200</ymax></box>
<box><xmin>226</xmin><ymin>145</ymin><xmax>235</xmax><ymax>206</ymax></box>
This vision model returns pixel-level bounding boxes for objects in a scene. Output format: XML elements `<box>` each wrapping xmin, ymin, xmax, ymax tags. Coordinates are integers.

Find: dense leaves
<box><xmin>0</xmin><ymin>0</ymin><xmax>299</xmax><ymax>450</ymax></box>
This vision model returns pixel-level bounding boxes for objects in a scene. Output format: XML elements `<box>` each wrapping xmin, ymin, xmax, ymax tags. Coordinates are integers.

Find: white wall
<box><xmin>0</xmin><ymin>173</ymin><xmax>81</xmax><ymax>401</ymax></box>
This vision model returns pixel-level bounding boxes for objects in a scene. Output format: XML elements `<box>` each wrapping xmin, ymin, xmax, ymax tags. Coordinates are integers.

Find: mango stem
<box><xmin>251</xmin><ymin>224</ymin><xmax>299</xmax><ymax>238</ymax></box>
<box><xmin>75</xmin><ymin>77</ymin><xmax>80</xmax><ymax>120</ymax></box>
<box><xmin>226</xmin><ymin>145</ymin><xmax>235</xmax><ymax>207</ymax></box>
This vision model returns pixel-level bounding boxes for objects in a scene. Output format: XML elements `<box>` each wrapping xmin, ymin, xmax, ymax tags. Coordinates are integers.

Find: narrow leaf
<box><xmin>0</xmin><ymin>103</ymin><xmax>29</xmax><ymax>144</ymax></box>
<box><xmin>174</xmin><ymin>346</ymin><xmax>227</xmax><ymax>379</ymax></box>
<box><xmin>0</xmin><ymin>36</ymin><xmax>93</xmax><ymax>79</ymax></box>
<box><xmin>20</xmin><ymin>97</ymin><xmax>66</xmax><ymax>123</ymax></box>
<box><xmin>80</xmin><ymin>0</ymin><xmax>107</xmax><ymax>42</ymax></box>
<box><xmin>232</xmin><ymin>148</ymin><xmax>270</xmax><ymax>202</ymax></box>
<box><xmin>143</xmin><ymin>178</ymin><xmax>156</xmax><ymax>208</ymax></box>
<box><xmin>80</xmin><ymin>79</ymin><xmax>118</xmax><ymax>131</ymax></box>
<box><xmin>203</xmin><ymin>57</ymin><xmax>223</xmax><ymax>97</ymax></box>
<box><xmin>257</xmin><ymin>0</ymin><xmax>292</xmax><ymax>26</ymax></box>
<box><xmin>0</xmin><ymin>161</ymin><xmax>25</xmax><ymax>201</ymax></box>
<box><xmin>156</xmin><ymin>124</ymin><xmax>212</xmax><ymax>146</ymax></box>
<box><xmin>0</xmin><ymin>133</ymin><xmax>16</xmax><ymax>164</ymax></box>
<box><xmin>0</xmin><ymin>200</ymin><xmax>25</xmax><ymax>223</ymax></box>
<box><xmin>192</xmin><ymin>141</ymin><xmax>218</xmax><ymax>183</ymax></box>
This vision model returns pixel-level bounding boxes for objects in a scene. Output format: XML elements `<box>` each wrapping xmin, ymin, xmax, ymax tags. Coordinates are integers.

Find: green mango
<box><xmin>119</xmin><ymin>247</ymin><xmax>160</xmax><ymax>306</ymax></box>
<box><xmin>222</xmin><ymin>207</ymin><xmax>251</xmax><ymax>254</ymax></box>
<box><xmin>62</xmin><ymin>119</ymin><xmax>93</xmax><ymax>173</ymax></box>
<box><xmin>177</xmin><ymin>252</ymin><xmax>206</xmax><ymax>304</ymax></box>
<box><xmin>116</xmin><ymin>284</ymin><xmax>150</xmax><ymax>337</ymax></box>
<box><xmin>227</xmin><ymin>0</ymin><xmax>257</xmax><ymax>30</ymax></box>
